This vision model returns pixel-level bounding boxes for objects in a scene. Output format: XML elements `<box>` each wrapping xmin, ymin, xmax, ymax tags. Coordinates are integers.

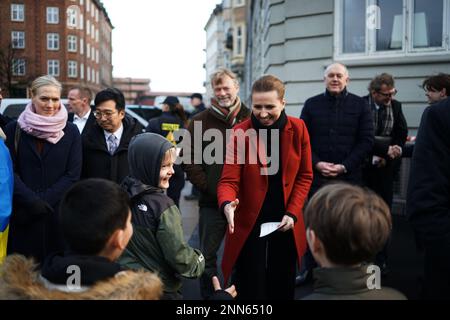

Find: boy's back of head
<box><xmin>304</xmin><ymin>183</ymin><xmax>391</xmax><ymax>265</ymax></box>
<box><xmin>60</xmin><ymin>178</ymin><xmax>131</xmax><ymax>255</ymax></box>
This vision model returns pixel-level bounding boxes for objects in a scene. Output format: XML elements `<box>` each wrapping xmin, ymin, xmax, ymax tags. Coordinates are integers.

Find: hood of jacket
<box><xmin>0</xmin><ymin>255</ymin><xmax>162</xmax><ymax>300</ymax></box>
<box><xmin>121</xmin><ymin>175</ymin><xmax>163</xmax><ymax>199</ymax></box>
<box><xmin>128</xmin><ymin>132</ymin><xmax>174</xmax><ymax>187</ymax></box>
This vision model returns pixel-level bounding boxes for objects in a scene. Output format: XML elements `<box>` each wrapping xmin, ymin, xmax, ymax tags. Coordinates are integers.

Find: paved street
<box><xmin>179</xmin><ymin>183</ymin><xmax>424</xmax><ymax>300</ymax></box>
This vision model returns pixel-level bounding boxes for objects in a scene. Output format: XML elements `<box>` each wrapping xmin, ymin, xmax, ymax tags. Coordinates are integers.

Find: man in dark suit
<box><xmin>362</xmin><ymin>73</ymin><xmax>408</xmax><ymax>274</ymax></box>
<box><xmin>407</xmin><ymin>97</ymin><xmax>450</xmax><ymax>299</ymax></box>
<box><xmin>362</xmin><ymin>73</ymin><xmax>408</xmax><ymax>209</ymax></box>
<box><xmin>67</xmin><ymin>86</ymin><xmax>96</xmax><ymax>136</ymax></box>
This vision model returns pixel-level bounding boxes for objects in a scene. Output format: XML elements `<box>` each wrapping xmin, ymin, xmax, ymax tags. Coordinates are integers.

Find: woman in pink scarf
<box><xmin>4</xmin><ymin>75</ymin><xmax>82</xmax><ymax>263</ymax></box>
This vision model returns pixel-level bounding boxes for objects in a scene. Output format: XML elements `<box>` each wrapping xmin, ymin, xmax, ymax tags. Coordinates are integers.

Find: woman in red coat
<box><xmin>217</xmin><ymin>75</ymin><xmax>313</xmax><ymax>299</ymax></box>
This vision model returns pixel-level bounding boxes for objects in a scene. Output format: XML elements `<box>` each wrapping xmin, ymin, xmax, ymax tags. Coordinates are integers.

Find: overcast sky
<box><xmin>101</xmin><ymin>0</ymin><xmax>222</xmax><ymax>93</ymax></box>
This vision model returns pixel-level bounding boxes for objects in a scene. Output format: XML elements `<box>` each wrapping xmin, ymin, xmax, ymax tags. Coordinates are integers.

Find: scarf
<box><xmin>369</xmin><ymin>96</ymin><xmax>394</xmax><ymax>136</ymax></box>
<box><xmin>210</xmin><ymin>96</ymin><xmax>242</xmax><ymax>126</ymax></box>
<box><xmin>17</xmin><ymin>102</ymin><xmax>68</xmax><ymax>144</ymax></box>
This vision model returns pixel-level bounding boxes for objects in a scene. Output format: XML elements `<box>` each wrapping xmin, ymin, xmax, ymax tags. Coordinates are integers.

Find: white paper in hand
<box><xmin>259</xmin><ymin>222</ymin><xmax>281</xmax><ymax>238</ymax></box>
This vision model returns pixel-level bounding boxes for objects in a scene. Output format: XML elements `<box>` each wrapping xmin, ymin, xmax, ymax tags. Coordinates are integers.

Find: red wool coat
<box><xmin>217</xmin><ymin>116</ymin><xmax>313</xmax><ymax>283</ymax></box>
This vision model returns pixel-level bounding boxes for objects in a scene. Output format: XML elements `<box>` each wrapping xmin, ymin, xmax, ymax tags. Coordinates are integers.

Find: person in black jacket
<box><xmin>362</xmin><ymin>73</ymin><xmax>408</xmax><ymax>274</ymax></box>
<box><xmin>298</xmin><ymin>63</ymin><xmax>374</xmax><ymax>285</ymax></box>
<box><xmin>146</xmin><ymin>96</ymin><xmax>187</xmax><ymax>207</ymax></box>
<box><xmin>300</xmin><ymin>63</ymin><xmax>374</xmax><ymax>195</ymax></box>
<box><xmin>407</xmin><ymin>97</ymin><xmax>450</xmax><ymax>299</ymax></box>
<box><xmin>81</xmin><ymin>88</ymin><xmax>143</xmax><ymax>184</ymax></box>
<box><xmin>67</xmin><ymin>86</ymin><xmax>96</xmax><ymax>136</ymax></box>
<box><xmin>362</xmin><ymin>73</ymin><xmax>407</xmax><ymax>208</ymax></box>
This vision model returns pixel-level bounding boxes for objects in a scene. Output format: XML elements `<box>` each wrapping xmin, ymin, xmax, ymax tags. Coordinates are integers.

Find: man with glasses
<box><xmin>81</xmin><ymin>88</ymin><xmax>143</xmax><ymax>183</ymax></box>
<box><xmin>67</xmin><ymin>86</ymin><xmax>96</xmax><ymax>136</ymax></box>
<box><xmin>362</xmin><ymin>73</ymin><xmax>407</xmax><ymax>274</ymax></box>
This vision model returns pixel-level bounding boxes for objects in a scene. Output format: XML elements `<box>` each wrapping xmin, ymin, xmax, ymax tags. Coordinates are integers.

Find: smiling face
<box><xmin>212</xmin><ymin>75</ymin><xmax>240</xmax><ymax>108</ymax></box>
<box><xmin>324</xmin><ymin>64</ymin><xmax>349</xmax><ymax>95</ymax></box>
<box><xmin>252</xmin><ymin>90</ymin><xmax>285</xmax><ymax>126</ymax></box>
<box><xmin>159</xmin><ymin>148</ymin><xmax>176</xmax><ymax>189</ymax></box>
<box><xmin>32</xmin><ymin>85</ymin><xmax>61</xmax><ymax>117</ymax></box>
<box><xmin>425</xmin><ymin>87</ymin><xmax>447</xmax><ymax>104</ymax></box>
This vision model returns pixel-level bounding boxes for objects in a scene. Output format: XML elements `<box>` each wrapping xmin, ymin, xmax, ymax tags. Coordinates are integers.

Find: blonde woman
<box><xmin>5</xmin><ymin>75</ymin><xmax>81</xmax><ymax>263</ymax></box>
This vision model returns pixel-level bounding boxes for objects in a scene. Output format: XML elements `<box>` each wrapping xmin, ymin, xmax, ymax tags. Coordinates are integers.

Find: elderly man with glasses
<box><xmin>362</xmin><ymin>73</ymin><xmax>408</xmax><ymax>275</ymax></box>
<box><xmin>81</xmin><ymin>88</ymin><xmax>143</xmax><ymax>183</ymax></box>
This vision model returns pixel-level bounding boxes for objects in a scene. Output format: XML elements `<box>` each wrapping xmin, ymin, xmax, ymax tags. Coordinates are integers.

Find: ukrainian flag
<box><xmin>0</xmin><ymin>139</ymin><xmax>13</xmax><ymax>264</ymax></box>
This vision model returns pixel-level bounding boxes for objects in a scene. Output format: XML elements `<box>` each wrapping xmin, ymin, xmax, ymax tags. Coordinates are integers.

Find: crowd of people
<box><xmin>0</xmin><ymin>66</ymin><xmax>449</xmax><ymax>300</ymax></box>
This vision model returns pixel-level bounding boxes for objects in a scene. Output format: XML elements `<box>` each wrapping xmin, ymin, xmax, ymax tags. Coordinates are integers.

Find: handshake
<box><xmin>387</xmin><ymin>145</ymin><xmax>402</xmax><ymax>159</ymax></box>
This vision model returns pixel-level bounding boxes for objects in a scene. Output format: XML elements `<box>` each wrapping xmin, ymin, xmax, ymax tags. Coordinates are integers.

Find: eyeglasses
<box><xmin>93</xmin><ymin>110</ymin><xmax>118</xmax><ymax>119</ymax></box>
<box><xmin>376</xmin><ymin>89</ymin><xmax>397</xmax><ymax>98</ymax></box>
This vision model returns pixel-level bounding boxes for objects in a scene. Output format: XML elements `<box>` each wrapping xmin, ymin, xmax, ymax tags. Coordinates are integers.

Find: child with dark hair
<box><xmin>0</xmin><ymin>179</ymin><xmax>163</xmax><ymax>299</ymax></box>
<box><xmin>302</xmin><ymin>183</ymin><xmax>406</xmax><ymax>300</ymax></box>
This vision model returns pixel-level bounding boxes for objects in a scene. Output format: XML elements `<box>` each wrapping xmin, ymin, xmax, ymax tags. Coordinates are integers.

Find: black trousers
<box><xmin>233</xmin><ymin>225</ymin><xmax>297</xmax><ymax>300</ymax></box>
<box><xmin>422</xmin><ymin>235</ymin><xmax>450</xmax><ymax>299</ymax></box>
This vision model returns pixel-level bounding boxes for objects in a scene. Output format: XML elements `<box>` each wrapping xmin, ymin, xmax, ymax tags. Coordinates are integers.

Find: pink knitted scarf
<box><xmin>17</xmin><ymin>102</ymin><xmax>68</xmax><ymax>144</ymax></box>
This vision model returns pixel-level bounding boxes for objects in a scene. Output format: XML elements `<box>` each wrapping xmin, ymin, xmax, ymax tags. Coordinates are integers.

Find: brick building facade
<box><xmin>0</xmin><ymin>0</ymin><xmax>113</xmax><ymax>97</ymax></box>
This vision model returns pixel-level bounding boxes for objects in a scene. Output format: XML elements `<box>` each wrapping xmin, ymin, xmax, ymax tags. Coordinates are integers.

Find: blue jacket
<box><xmin>301</xmin><ymin>89</ymin><xmax>374</xmax><ymax>192</ymax></box>
<box><xmin>4</xmin><ymin>121</ymin><xmax>82</xmax><ymax>262</ymax></box>
<box><xmin>0</xmin><ymin>140</ymin><xmax>13</xmax><ymax>232</ymax></box>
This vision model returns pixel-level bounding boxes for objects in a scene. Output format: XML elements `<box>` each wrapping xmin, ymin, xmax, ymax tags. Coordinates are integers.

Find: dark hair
<box><xmin>304</xmin><ymin>183</ymin><xmax>391</xmax><ymax>265</ymax></box>
<box><xmin>169</xmin><ymin>103</ymin><xmax>188</xmax><ymax>125</ymax></box>
<box><xmin>94</xmin><ymin>88</ymin><xmax>126</xmax><ymax>110</ymax></box>
<box><xmin>368</xmin><ymin>73</ymin><xmax>395</xmax><ymax>92</ymax></box>
<box><xmin>252</xmin><ymin>75</ymin><xmax>285</xmax><ymax>100</ymax></box>
<box><xmin>422</xmin><ymin>73</ymin><xmax>450</xmax><ymax>95</ymax></box>
<box><xmin>60</xmin><ymin>179</ymin><xmax>131</xmax><ymax>255</ymax></box>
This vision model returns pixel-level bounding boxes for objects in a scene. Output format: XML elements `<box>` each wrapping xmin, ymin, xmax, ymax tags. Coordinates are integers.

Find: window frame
<box><xmin>334</xmin><ymin>0</ymin><xmax>450</xmax><ymax>61</ymax></box>
<box><xmin>46</xmin><ymin>7</ymin><xmax>59</xmax><ymax>24</ymax></box>
<box><xmin>11</xmin><ymin>4</ymin><xmax>25</xmax><ymax>22</ymax></box>
<box><xmin>47</xmin><ymin>33</ymin><xmax>60</xmax><ymax>51</ymax></box>
<box><xmin>68</xmin><ymin>35</ymin><xmax>78</xmax><ymax>52</ymax></box>
<box><xmin>68</xmin><ymin>60</ymin><xmax>78</xmax><ymax>78</ymax></box>
<box><xmin>47</xmin><ymin>60</ymin><xmax>60</xmax><ymax>77</ymax></box>
<box><xmin>11</xmin><ymin>31</ymin><xmax>25</xmax><ymax>49</ymax></box>
<box><xmin>12</xmin><ymin>58</ymin><xmax>26</xmax><ymax>76</ymax></box>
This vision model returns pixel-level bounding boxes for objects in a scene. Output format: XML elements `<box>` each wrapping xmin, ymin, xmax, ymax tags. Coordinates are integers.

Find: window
<box><xmin>12</xmin><ymin>59</ymin><xmax>26</xmax><ymax>76</ymax></box>
<box><xmin>87</xmin><ymin>43</ymin><xmax>91</xmax><ymax>58</ymax></box>
<box><xmin>47</xmin><ymin>33</ymin><xmax>60</xmax><ymax>50</ymax></box>
<box><xmin>79</xmin><ymin>14</ymin><xmax>84</xmax><ymax>30</ymax></box>
<box><xmin>68</xmin><ymin>35</ymin><xmax>77</xmax><ymax>52</ymax></box>
<box><xmin>47</xmin><ymin>7</ymin><xmax>59</xmax><ymax>24</ymax></box>
<box><xmin>87</xmin><ymin>20</ymin><xmax>90</xmax><ymax>35</ymax></box>
<box><xmin>235</xmin><ymin>25</ymin><xmax>245</xmax><ymax>56</ymax></box>
<box><xmin>11</xmin><ymin>4</ymin><xmax>24</xmax><ymax>22</ymax></box>
<box><xmin>80</xmin><ymin>0</ymin><xmax>84</xmax><ymax>5</ymax></box>
<box><xmin>87</xmin><ymin>66</ymin><xmax>91</xmax><ymax>81</ymax></box>
<box><xmin>68</xmin><ymin>61</ymin><xmax>78</xmax><ymax>78</ymax></box>
<box><xmin>336</xmin><ymin>0</ymin><xmax>450</xmax><ymax>58</ymax></box>
<box><xmin>96</xmin><ymin>71</ymin><xmax>99</xmax><ymax>84</ymax></box>
<box><xmin>91</xmin><ymin>25</ymin><xmax>95</xmax><ymax>39</ymax></box>
<box><xmin>91</xmin><ymin>69</ymin><xmax>95</xmax><ymax>83</ymax></box>
<box><xmin>234</xmin><ymin>0</ymin><xmax>245</xmax><ymax>7</ymax></box>
<box><xmin>80</xmin><ymin>63</ymin><xmax>84</xmax><ymax>79</ymax></box>
<box><xmin>80</xmin><ymin>38</ymin><xmax>84</xmax><ymax>54</ymax></box>
<box><xmin>87</xmin><ymin>0</ymin><xmax>90</xmax><ymax>12</ymax></box>
<box><xmin>96</xmin><ymin>29</ymin><xmax>99</xmax><ymax>42</ymax></box>
<box><xmin>48</xmin><ymin>60</ymin><xmax>60</xmax><ymax>76</ymax></box>
<box><xmin>96</xmin><ymin>49</ymin><xmax>99</xmax><ymax>63</ymax></box>
<box><xmin>67</xmin><ymin>6</ymin><xmax>78</xmax><ymax>28</ymax></box>
<box><xmin>91</xmin><ymin>46</ymin><xmax>95</xmax><ymax>61</ymax></box>
<box><xmin>95</xmin><ymin>8</ymin><xmax>99</xmax><ymax>22</ymax></box>
<box><xmin>11</xmin><ymin>31</ymin><xmax>25</xmax><ymax>49</ymax></box>
<box><xmin>91</xmin><ymin>4</ymin><xmax>95</xmax><ymax>16</ymax></box>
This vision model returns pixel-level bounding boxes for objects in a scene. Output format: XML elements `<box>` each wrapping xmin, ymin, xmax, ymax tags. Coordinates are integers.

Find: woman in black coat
<box><xmin>5</xmin><ymin>75</ymin><xmax>81</xmax><ymax>263</ymax></box>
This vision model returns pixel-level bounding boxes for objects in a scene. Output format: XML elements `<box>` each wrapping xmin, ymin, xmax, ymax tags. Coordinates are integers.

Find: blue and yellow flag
<box><xmin>0</xmin><ymin>139</ymin><xmax>13</xmax><ymax>264</ymax></box>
